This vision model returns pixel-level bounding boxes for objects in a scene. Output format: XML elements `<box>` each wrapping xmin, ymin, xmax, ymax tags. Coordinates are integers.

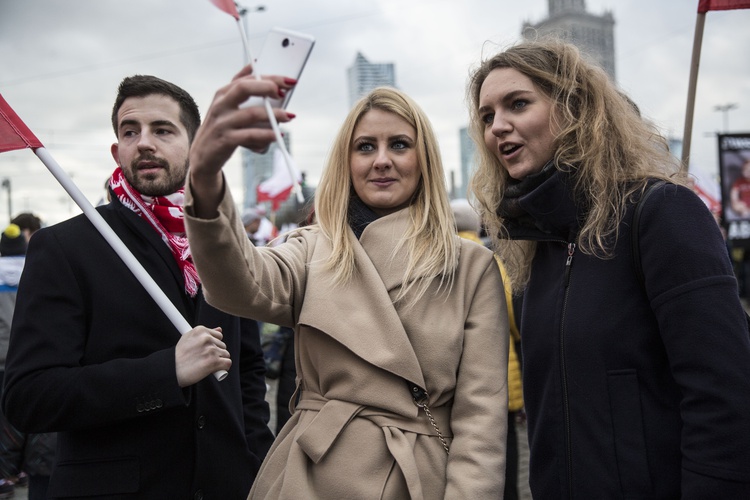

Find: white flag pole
<box><xmin>34</xmin><ymin>147</ymin><xmax>228</xmax><ymax>381</ymax></box>
<box><xmin>235</xmin><ymin>19</ymin><xmax>304</xmax><ymax>203</ymax></box>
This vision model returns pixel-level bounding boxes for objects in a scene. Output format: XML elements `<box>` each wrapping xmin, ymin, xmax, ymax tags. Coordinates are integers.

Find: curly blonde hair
<box><xmin>315</xmin><ymin>87</ymin><xmax>458</xmax><ymax>304</ymax></box>
<box><xmin>467</xmin><ymin>39</ymin><xmax>685</xmax><ymax>291</ymax></box>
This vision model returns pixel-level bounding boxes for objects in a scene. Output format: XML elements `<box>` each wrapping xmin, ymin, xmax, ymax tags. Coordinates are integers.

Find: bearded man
<box><xmin>2</xmin><ymin>75</ymin><xmax>276</xmax><ymax>499</ymax></box>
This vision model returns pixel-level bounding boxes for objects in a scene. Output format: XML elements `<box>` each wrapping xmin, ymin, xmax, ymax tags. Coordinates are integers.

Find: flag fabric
<box><xmin>698</xmin><ymin>0</ymin><xmax>750</xmax><ymax>12</ymax></box>
<box><xmin>694</xmin><ymin>183</ymin><xmax>722</xmax><ymax>215</ymax></box>
<box><xmin>0</xmin><ymin>94</ymin><xmax>43</xmax><ymax>153</ymax></box>
<box><xmin>689</xmin><ymin>166</ymin><xmax>723</xmax><ymax>215</ymax></box>
<box><xmin>257</xmin><ymin>148</ymin><xmax>302</xmax><ymax>211</ymax></box>
<box><xmin>209</xmin><ymin>0</ymin><xmax>240</xmax><ymax>20</ymax></box>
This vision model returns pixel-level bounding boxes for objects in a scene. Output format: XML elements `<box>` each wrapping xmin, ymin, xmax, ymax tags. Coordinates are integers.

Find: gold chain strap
<box><xmin>410</xmin><ymin>385</ymin><xmax>450</xmax><ymax>455</ymax></box>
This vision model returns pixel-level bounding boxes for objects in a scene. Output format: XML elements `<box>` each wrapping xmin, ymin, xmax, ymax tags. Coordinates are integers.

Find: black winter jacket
<box><xmin>508</xmin><ymin>170</ymin><xmax>750</xmax><ymax>499</ymax></box>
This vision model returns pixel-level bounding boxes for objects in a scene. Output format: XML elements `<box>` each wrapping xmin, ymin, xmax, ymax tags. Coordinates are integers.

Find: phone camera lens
<box><xmin>282</xmin><ymin>38</ymin><xmax>290</xmax><ymax>48</ymax></box>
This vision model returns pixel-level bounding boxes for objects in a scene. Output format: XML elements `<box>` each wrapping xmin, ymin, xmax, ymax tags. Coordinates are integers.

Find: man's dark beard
<box><xmin>126</xmin><ymin>154</ymin><xmax>188</xmax><ymax>197</ymax></box>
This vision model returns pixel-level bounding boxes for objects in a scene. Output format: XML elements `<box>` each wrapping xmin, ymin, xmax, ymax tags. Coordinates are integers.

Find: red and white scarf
<box><xmin>109</xmin><ymin>167</ymin><xmax>199</xmax><ymax>297</ymax></box>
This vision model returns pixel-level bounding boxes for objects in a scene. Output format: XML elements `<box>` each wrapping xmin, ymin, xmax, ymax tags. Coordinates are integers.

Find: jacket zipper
<box><xmin>561</xmin><ymin>242</ymin><xmax>576</xmax><ymax>498</ymax></box>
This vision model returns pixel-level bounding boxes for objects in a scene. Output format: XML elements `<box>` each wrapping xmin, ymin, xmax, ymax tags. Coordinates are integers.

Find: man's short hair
<box><xmin>111</xmin><ymin>75</ymin><xmax>201</xmax><ymax>142</ymax></box>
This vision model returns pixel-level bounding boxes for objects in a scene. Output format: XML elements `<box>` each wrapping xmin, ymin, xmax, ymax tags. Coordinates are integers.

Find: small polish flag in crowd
<box><xmin>257</xmin><ymin>148</ymin><xmax>303</xmax><ymax>211</ymax></box>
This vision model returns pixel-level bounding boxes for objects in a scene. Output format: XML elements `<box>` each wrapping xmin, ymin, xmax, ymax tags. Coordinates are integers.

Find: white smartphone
<box><xmin>241</xmin><ymin>27</ymin><xmax>316</xmax><ymax>110</ymax></box>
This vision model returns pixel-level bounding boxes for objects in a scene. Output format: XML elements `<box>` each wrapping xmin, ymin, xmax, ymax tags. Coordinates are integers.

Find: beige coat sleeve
<box><xmin>445</xmin><ymin>255</ymin><xmax>509</xmax><ymax>497</ymax></box>
<box><xmin>183</xmin><ymin>180</ymin><xmax>308</xmax><ymax>327</ymax></box>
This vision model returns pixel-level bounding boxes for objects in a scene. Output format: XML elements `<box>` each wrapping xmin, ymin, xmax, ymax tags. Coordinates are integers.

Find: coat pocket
<box><xmin>606</xmin><ymin>369</ymin><xmax>654</xmax><ymax>499</ymax></box>
<box><xmin>48</xmin><ymin>457</ymin><xmax>139</xmax><ymax>497</ymax></box>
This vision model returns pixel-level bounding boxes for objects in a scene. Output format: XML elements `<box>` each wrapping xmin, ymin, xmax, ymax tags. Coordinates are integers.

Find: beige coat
<box><xmin>184</xmin><ymin>187</ymin><xmax>509</xmax><ymax>499</ymax></box>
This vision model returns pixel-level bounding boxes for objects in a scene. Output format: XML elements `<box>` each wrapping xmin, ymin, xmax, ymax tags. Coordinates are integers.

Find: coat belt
<box><xmin>294</xmin><ymin>391</ymin><xmax>452</xmax><ymax>464</ymax></box>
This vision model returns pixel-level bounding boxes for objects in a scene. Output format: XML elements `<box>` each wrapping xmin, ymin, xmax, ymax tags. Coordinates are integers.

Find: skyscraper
<box><xmin>522</xmin><ymin>0</ymin><xmax>616</xmax><ymax>81</ymax></box>
<box><xmin>347</xmin><ymin>52</ymin><xmax>396</xmax><ymax>107</ymax></box>
<box><xmin>458</xmin><ymin>126</ymin><xmax>475</xmax><ymax>200</ymax></box>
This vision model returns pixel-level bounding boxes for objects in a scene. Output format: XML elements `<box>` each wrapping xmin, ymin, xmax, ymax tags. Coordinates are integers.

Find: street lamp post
<box><xmin>714</xmin><ymin>103</ymin><xmax>738</xmax><ymax>133</ymax></box>
<box><xmin>1</xmin><ymin>178</ymin><xmax>11</xmax><ymax>222</ymax></box>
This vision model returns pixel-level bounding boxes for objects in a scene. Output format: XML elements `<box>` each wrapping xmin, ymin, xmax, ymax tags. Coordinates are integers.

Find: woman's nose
<box><xmin>491</xmin><ymin>113</ymin><xmax>512</xmax><ymax>136</ymax></box>
<box><xmin>373</xmin><ymin>148</ymin><xmax>391</xmax><ymax>169</ymax></box>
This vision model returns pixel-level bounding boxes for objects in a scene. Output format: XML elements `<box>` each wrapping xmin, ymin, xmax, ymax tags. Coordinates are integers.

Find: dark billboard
<box><xmin>718</xmin><ymin>133</ymin><xmax>750</xmax><ymax>246</ymax></box>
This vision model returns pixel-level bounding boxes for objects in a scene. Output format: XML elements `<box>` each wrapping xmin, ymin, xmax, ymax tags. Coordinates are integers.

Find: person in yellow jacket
<box><xmin>451</xmin><ymin>199</ymin><xmax>524</xmax><ymax>500</ymax></box>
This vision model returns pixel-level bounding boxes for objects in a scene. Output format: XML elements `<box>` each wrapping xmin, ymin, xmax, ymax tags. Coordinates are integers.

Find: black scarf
<box><xmin>497</xmin><ymin>161</ymin><xmax>586</xmax><ymax>242</ymax></box>
<box><xmin>497</xmin><ymin>160</ymin><xmax>557</xmax><ymax>225</ymax></box>
<box><xmin>348</xmin><ymin>196</ymin><xmax>381</xmax><ymax>239</ymax></box>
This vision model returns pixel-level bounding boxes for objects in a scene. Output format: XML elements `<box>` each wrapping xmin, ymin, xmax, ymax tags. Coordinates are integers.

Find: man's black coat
<box><xmin>2</xmin><ymin>196</ymin><xmax>275</xmax><ymax>499</ymax></box>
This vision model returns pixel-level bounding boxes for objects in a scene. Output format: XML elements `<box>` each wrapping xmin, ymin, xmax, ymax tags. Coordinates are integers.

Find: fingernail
<box><xmin>278</xmin><ymin>88</ymin><xmax>287</xmax><ymax>98</ymax></box>
<box><xmin>283</xmin><ymin>77</ymin><xmax>298</xmax><ymax>85</ymax></box>
<box><xmin>286</xmin><ymin>112</ymin><xmax>296</xmax><ymax>119</ymax></box>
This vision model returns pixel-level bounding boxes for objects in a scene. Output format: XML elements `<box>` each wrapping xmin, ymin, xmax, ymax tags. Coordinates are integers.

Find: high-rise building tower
<box><xmin>522</xmin><ymin>0</ymin><xmax>616</xmax><ymax>81</ymax></box>
<box><xmin>347</xmin><ymin>52</ymin><xmax>396</xmax><ymax>107</ymax></box>
<box><xmin>458</xmin><ymin>127</ymin><xmax>475</xmax><ymax>200</ymax></box>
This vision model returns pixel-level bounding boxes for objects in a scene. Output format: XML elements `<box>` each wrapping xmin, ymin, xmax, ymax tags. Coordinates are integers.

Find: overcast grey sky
<box><xmin>1</xmin><ymin>0</ymin><xmax>748</xmax><ymax>224</ymax></box>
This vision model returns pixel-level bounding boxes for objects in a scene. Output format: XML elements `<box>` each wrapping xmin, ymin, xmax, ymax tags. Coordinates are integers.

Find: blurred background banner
<box><xmin>718</xmin><ymin>133</ymin><xmax>750</xmax><ymax>244</ymax></box>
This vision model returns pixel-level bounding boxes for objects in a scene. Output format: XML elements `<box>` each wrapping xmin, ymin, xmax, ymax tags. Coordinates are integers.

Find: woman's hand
<box><xmin>188</xmin><ymin>65</ymin><xmax>296</xmax><ymax>218</ymax></box>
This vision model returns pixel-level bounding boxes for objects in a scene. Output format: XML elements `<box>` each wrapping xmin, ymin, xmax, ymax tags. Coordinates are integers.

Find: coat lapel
<box><xmin>299</xmin><ymin>210</ymin><xmax>425</xmax><ymax>388</ymax></box>
<box><xmin>106</xmin><ymin>199</ymin><xmax>196</xmax><ymax>320</ymax></box>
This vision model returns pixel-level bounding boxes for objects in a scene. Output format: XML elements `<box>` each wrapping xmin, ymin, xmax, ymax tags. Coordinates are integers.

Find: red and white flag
<box><xmin>690</xmin><ymin>168</ymin><xmax>723</xmax><ymax>215</ymax></box>
<box><xmin>0</xmin><ymin>94</ymin><xmax>43</xmax><ymax>153</ymax></box>
<box><xmin>257</xmin><ymin>148</ymin><xmax>302</xmax><ymax>211</ymax></box>
<box><xmin>698</xmin><ymin>0</ymin><xmax>750</xmax><ymax>12</ymax></box>
<box><xmin>694</xmin><ymin>183</ymin><xmax>722</xmax><ymax>215</ymax></box>
<box><xmin>208</xmin><ymin>0</ymin><xmax>240</xmax><ymax>19</ymax></box>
